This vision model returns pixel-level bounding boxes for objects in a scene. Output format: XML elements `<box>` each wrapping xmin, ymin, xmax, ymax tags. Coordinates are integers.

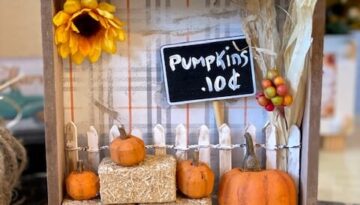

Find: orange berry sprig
<box><xmin>256</xmin><ymin>69</ymin><xmax>293</xmax><ymax>112</ymax></box>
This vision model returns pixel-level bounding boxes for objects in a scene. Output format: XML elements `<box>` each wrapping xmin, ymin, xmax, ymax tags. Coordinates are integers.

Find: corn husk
<box><xmin>236</xmin><ymin>0</ymin><xmax>318</xmax><ymax>170</ymax></box>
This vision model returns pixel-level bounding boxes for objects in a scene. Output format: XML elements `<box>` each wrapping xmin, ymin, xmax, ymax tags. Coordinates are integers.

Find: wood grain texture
<box><xmin>87</xmin><ymin>126</ymin><xmax>100</xmax><ymax>172</ymax></box>
<box><xmin>288</xmin><ymin>125</ymin><xmax>301</xmax><ymax>193</ymax></box>
<box><xmin>41</xmin><ymin>0</ymin><xmax>65</xmax><ymax>204</ymax></box>
<box><xmin>154</xmin><ymin>124</ymin><xmax>166</xmax><ymax>156</ymax></box>
<box><xmin>175</xmin><ymin>124</ymin><xmax>188</xmax><ymax>160</ymax></box>
<box><xmin>219</xmin><ymin>124</ymin><xmax>232</xmax><ymax>177</ymax></box>
<box><xmin>65</xmin><ymin>122</ymin><xmax>78</xmax><ymax>174</ymax></box>
<box><xmin>198</xmin><ymin>125</ymin><xmax>211</xmax><ymax>166</ymax></box>
<box><xmin>300</xmin><ymin>0</ymin><xmax>325</xmax><ymax>204</ymax></box>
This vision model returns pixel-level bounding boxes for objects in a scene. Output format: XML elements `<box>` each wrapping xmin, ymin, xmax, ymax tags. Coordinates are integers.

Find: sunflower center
<box><xmin>73</xmin><ymin>13</ymin><xmax>101</xmax><ymax>37</ymax></box>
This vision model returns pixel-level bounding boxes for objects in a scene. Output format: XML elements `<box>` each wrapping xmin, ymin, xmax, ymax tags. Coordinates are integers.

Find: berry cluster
<box><xmin>256</xmin><ymin>70</ymin><xmax>293</xmax><ymax>112</ymax></box>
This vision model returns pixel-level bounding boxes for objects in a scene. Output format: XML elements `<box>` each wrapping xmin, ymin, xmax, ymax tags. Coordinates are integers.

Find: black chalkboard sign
<box><xmin>161</xmin><ymin>36</ymin><xmax>256</xmax><ymax>105</ymax></box>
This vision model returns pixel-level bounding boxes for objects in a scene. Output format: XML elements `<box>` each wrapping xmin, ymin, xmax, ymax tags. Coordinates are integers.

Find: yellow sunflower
<box><xmin>53</xmin><ymin>0</ymin><xmax>125</xmax><ymax>64</ymax></box>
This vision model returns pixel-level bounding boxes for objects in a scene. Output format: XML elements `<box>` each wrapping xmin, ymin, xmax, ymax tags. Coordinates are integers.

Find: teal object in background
<box><xmin>0</xmin><ymin>89</ymin><xmax>44</xmax><ymax>120</ymax></box>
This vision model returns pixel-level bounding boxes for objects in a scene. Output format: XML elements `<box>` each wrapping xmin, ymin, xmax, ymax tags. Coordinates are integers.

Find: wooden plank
<box><xmin>175</xmin><ymin>124</ymin><xmax>188</xmax><ymax>160</ymax></box>
<box><xmin>41</xmin><ymin>0</ymin><xmax>65</xmax><ymax>204</ymax></box>
<box><xmin>154</xmin><ymin>124</ymin><xmax>166</xmax><ymax>156</ymax></box>
<box><xmin>288</xmin><ymin>125</ymin><xmax>301</xmax><ymax>193</ymax></box>
<box><xmin>300</xmin><ymin>0</ymin><xmax>325</xmax><ymax>204</ymax></box>
<box><xmin>198</xmin><ymin>125</ymin><xmax>211</xmax><ymax>166</ymax></box>
<box><xmin>219</xmin><ymin>124</ymin><xmax>232</xmax><ymax>177</ymax></box>
<box><xmin>109</xmin><ymin>125</ymin><xmax>119</xmax><ymax>143</ymax></box>
<box><xmin>65</xmin><ymin>122</ymin><xmax>78</xmax><ymax>174</ymax></box>
<box><xmin>87</xmin><ymin>126</ymin><xmax>100</xmax><ymax>172</ymax></box>
<box><xmin>265</xmin><ymin>123</ymin><xmax>277</xmax><ymax>169</ymax></box>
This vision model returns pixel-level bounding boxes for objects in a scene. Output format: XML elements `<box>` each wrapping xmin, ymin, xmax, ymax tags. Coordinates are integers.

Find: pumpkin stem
<box><xmin>192</xmin><ymin>149</ymin><xmax>200</xmax><ymax>166</ymax></box>
<box><xmin>77</xmin><ymin>160</ymin><xmax>84</xmax><ymax>172</ymax></box>
<box><xmin>243</xmin><ymin>133</ymin><xmax>261</xmax><ymax>172</ymax></box>
<box><xmin>118</xmin><ymin>125</ymin><xmax>129</xmax><ymax>140</ymax></box>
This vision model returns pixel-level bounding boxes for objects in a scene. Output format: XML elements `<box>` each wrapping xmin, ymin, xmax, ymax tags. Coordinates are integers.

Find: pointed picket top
<box><xmin>109</xmin><ymin>125</ymin><xmax>120</xmax><ymax>143</ymax></box>
<box><xmin>65</xmin><ymin>121</ymin><xmax>78</xmax><ymax>173</ymax></box>
<box><xmin>198</xmin><ymin>125</ymin><xmax>211</xmax><ymax>166</ymax></box>
<box><xmin>154</xmin><ymin>124</ymin><xmax>166</xmax><ymax>156</ymax></box>
<box><xmin>175</xmin><ymin>124</ymin><xmax>188</xmax><ymax>160</ymax></box>
<box><xmin>287</xmin><ymin>125</ymin><xmax>301</xmax><ymax>192</ymax></box>
<box><xmin>265</xmin><ymin>123</ymin><xmax>277</xmax><ymax>169</ymax></box>
<box><xmin>219</xmin><ymin>124</ymin><xmax>232</xmax><ymax>177</ymax></box>
<box><xmin>131</xmin><ymin>128</ymin><xmax>143</xmax><ymax>140</ymax></box>
<box><xmin>87</xmin><ymin>126</ymin><xmax>99</xmax><ymax>152</ymax></box>
<box><xmin>87</xmin><ymin>126</ymin><xmax>100</xmax><ymax>172</ymax></box>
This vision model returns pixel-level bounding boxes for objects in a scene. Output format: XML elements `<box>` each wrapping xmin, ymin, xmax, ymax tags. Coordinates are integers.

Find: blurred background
<box><xmin>0</xmin><ymin>0</ymin><xmax>359</xmax><ymax>204</ymax></box>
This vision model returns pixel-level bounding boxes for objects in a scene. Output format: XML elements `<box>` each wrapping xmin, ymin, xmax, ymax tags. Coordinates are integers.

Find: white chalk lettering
<box><xmin>182</xmin><ymin>58</ymin><xmax>192</xmax><ymax>70</ymax></box>
<box><xmin>192</xmin><ymin>57</ymin><xmax>206</xmax><ymax>69</ymax></box>
<box><xmin>228</xmin><ymin>69</ymin><xmax>241</xmax><ymax>91</ymax></box>
<box><xmin>205</xmin><ymin>55</ymin><xmax>215</xmax><ymax>72</ymax></box>
<box><xmin>169</xmin><ymin>54</ymin><xmax>181</xmax><ymax>71</ymax></box>
<box><xmin>240</xmin><ymin>50</ymin><xmax>249</xmax><ymax>67</ymax></box>
<box><xmin>216</xmin><ymin>51</ymin><xmax>226</xmax><ymax>70</ymax></box>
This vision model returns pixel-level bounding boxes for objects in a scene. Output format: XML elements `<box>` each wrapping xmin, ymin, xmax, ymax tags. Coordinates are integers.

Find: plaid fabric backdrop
<box><xmin>62</xmin><ymin>0</ymin><xmax>268</xmax><ymax>171</ymax></box>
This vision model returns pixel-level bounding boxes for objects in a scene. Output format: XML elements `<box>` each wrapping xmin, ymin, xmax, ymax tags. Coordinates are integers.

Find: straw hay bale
<box><xmin>62</xmin><ymin>198</ymin><xmax>103</xmax><ymax>205</ymax></box>
<box><xmin>140</xmin><ymin>196</ymin><xmax>212</xmax><ymax>205</ymax></box>
<box><xmin>99</xmin><ymin>155</ymin><xmax>176</xmax><ymax>204</ymax></box>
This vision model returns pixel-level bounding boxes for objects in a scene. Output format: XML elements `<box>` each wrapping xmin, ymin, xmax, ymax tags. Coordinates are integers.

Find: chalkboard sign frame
<box><xmin>160</xmin><ymin>36</ymin><xmax>257</xmax><ymax>105</ymax></box>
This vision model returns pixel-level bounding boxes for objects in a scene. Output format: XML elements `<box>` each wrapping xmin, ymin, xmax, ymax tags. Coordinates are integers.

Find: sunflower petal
<box><xmin>64</xmin><ymin>0</ymin><xmax>81</xmax><ymax>14</ymax></box>
<box><xmin>88</xmin><ymin>11</ymin><xmax>99</xmax><ymax>21</ymax></box>
<box><xmin>71</xmin><ymin>23</ymin><xmax>80</xmax><ymax>33</ymax></box>
<box><xmin>112</xmin><ymin>17</ymin><xmax>125</xmax><ymax>27</ymax></box>
<box><xmin>59</xmin><ymin>44</ymin><xmax>70</xmax><ymax>58</ymax></box>
<box><xmin>72</xmin><ymin>52</ymin><xmax>85</xmax><ymax>64</ymax></box>
<box><xmin>53</xmin><ymin>11</ymin><xmax>70</xmax><ymax>26</ymax></box>
<box><xmin>96</xmin><ymin>8</ymin><xmax>114</xmax><ymax>19</ymax></box>
<box><xmin>89</xmin><ymin>41</ymin><xmax>101</xmax><ymax>63</ymax></box>
<box><xmin>108</xmin><ymin>19</ymin><xmax>120</xmax><ymax>29</ymax></box>
<box><xmin>102</xmin><ymin>36</ymin><xmax>116</xmax><ymax>54</ymax></box>
<box><xmin>78</xmin><ymin>37</ymin><xmax>91</xmax><ymax>56</ymax></box>
<box><xmin>117</xmin><ymin>30</ymin><xmax>126</xmax><ymax>41</ymax></box>
<box><xmin>81</xmin><ymin>0</ymin><xmax>98</xmax><ymax>9</ymax></box>
<box><xmin>55</xmin><ymin>25</ymin><xmax>69</xmax><ymax>44</ymax></box>
<box><xmin>98</xmin><ymin>16</ymin><xmax>109</xmax><ymax>28</ymax></box>
<box><xmin>69</xmin><ymin>33</ymin><xmax>79</xmax><ymax>54</ymax></box>
<box><xmin>98</xmin><ymin>2</ymin><xmax>116</xmax><ymax>13</ymax></box>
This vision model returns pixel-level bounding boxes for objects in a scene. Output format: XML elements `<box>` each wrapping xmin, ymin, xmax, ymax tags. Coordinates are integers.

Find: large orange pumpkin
<box><xmin>66</xmin><ymin>160</ymin><xmax>99</xmax><ymax>200</ymax></box>
<box><xmin>218</xmin><ymin>133</ymin><xmax>297</xmax><ymax>205</ymax></box>
<box><xmin>109</xmin><ymin>125</ymin><xmax>146</xmax><ymax>166</ymax></box>
<box><xmin>177</xmin><ymin>150</ymin><xmax>215</xmax><ymax>199</ymax></box>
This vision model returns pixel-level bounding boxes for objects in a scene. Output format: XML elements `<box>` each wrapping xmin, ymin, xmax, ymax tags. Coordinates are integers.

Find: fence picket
<box><xmin>154</xmin><ymin>124</ymin><xmax>166</xmax><ymax>156</ymax></box>
<box><xmin>109</xmin><ymin>125</ymin><xmax>119</xmax><ymax>143</ymax></box>
<box><xmin>219</xmin><ymin>124</ymin><xmax>232</xmax><ymax>177</ymax></box>
<box><xmin>265</xmin><ymin>123</ymin><xmax>277</xmax><ymax>169</ymax></box>
<box><xmin>198</xmin><ymin>125</ymin><xmax>211</xmax><ymax>166</ymax></box>
<box><xmin>87</xmin><ymin>126</ymin><xmax>100</xmax><ymax>172</ymax></box>
<box><xmin>288</xmin><ymin>125</ymin><xmax>301</xmax><ymax>192</ymax></box>
<box><xmin>175</xmin><ymin>124</ymin><xmax>188</xmax><ymax>160</ymax></box>
<box><xmin>131</xmin><ymin>128</ymin><xmax>143</xmax><ymax>140</ymax></box>
<box><xmin>65</xmin><ymin>121</ymin><xmax>78</xmax><ymax>174</ymax></box>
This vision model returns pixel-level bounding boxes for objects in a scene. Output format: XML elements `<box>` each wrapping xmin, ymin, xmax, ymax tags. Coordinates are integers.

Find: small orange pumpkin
<box><xmin>109</xmin><ymin>125</ymin><xmax>146</xmax><ymax>166</ymax></box>
<box><xmin>66</xmin><ymin>160</ymin><xmax>99</xmax><ymax>200</ymax></box>
<box><xmin>177</xmin><ymin>150</ymin><xmax>215</xmax><ymax>199</ymax></box>
<box><xmin>218</xmin><ymin>133</ymin><xmax>297</xmax><ymax>205</ymax></box>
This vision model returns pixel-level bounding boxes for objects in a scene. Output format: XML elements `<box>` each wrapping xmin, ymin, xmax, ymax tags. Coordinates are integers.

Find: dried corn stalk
<box><xmin>236</xmin><ymin>0</ymin><xmax>318</xmax><ymax>170</ymax></box>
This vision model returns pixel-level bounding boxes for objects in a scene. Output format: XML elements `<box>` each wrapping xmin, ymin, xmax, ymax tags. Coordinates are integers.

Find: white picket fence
<box><xmin>65</xmin><ymin>122</ymin><xmax>301</xmax><ymax>191</ymax></box>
